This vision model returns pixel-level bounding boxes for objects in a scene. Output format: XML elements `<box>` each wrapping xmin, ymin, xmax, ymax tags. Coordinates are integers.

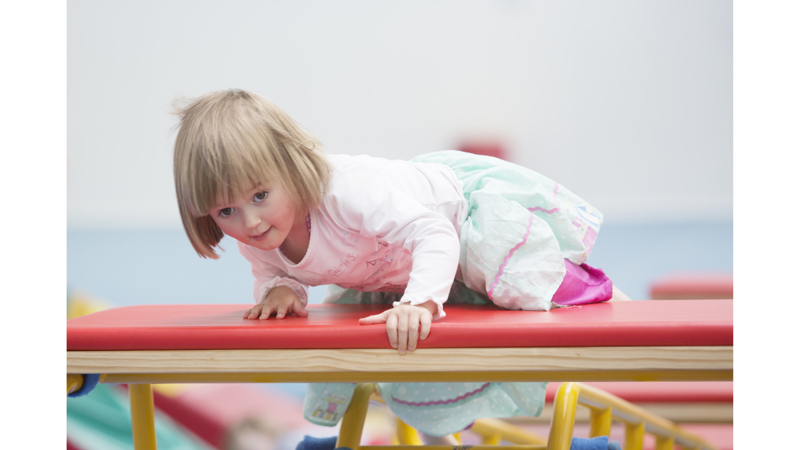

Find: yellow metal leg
<box><xmin>67</xmin><ymin>374</ymin><xmax>83</xmax><ymax>395</ymax></box>
<box><xmin>588</xmin><ymin>407</ymin><xmax>612</xmax><ymax>438</ymax></box>
<box><xmin>547</xmin><ymin>383</ymin><xmax>580</xmax><ymax>450</ymax></box>
<box><xmin>129</xmin><ymin>384</ymin><xmax>157</xmax><ymax>450</ymax></box>
<box><xmin>470</xmin><ymin>418</ymin><xmax>547</xmax><ymax>445</ymax></box>
<box><xmin>337</xmin><ymin>383</ymin><xmax>375</xmax><ymax>450</ymax></box>
<box><xmin>395</xmin><ymin>418</ymin><xmax>424</xmax><ymax>445</ymax></box>
<box><xmin>481</xmin><ymin>433</ymin><xmax>502</xmax><ymax>445</ymax></box>
<box><xmin>624</xmin><ymin>422</ymin><xmax>645</xmax><ymax>450</ymax></box>
<box><xmin>654</xmin><ymin>435</ymin><xmax>675</xmax><ymax>450</ymax></box>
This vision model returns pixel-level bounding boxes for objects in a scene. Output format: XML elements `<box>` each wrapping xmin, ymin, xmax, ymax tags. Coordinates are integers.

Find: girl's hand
<box><xmin>243</xmin><ymin>285</ymin><xmax>309</xmax><ymax>320</ymax></box>
<box><xmin>359</xmin><ymin>301</ymin><xmax>437</xmax><ymax>354</ymax></box>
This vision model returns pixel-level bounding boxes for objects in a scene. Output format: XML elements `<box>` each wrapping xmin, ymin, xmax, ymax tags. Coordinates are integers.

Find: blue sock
<box><xmin>295</xmin><ymin>435</ymin><xmax>340</xmax><ymax>450</ymax></box>
<box><xmin>570</xmin><ymin>436</ymin><xmax>622</xmax><ymax>450</ymax></box>
<box><xmin>68</xmin><ymin>374</ymin><xmax>100</xmax><ymax>397</ymax></box>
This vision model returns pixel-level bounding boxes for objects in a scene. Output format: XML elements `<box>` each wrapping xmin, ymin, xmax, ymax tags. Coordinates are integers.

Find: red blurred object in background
<box><xmin>459</xmin><ymin>141</ymin><xmax>508</xmax><ymax>161</ymax></box>
<box><xmin>649</xmin><ymin>272</ymin><xmax>733</xmax><ymax>300</ymax></box>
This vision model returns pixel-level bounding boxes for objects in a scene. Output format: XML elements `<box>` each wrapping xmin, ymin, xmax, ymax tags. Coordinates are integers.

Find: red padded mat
<box><xmin>67</xmin><ymin>300</ymin><xmax>732</xmax><ymax>351</ymax></box>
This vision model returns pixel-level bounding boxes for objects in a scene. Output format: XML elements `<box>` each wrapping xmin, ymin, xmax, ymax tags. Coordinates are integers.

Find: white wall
<box><xmin>67</xmin><ymin>0</ymin><xmax>732</xmax><ymax>228</ymax></box>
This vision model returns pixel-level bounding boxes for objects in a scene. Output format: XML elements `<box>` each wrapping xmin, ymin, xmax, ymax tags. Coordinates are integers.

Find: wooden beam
<box><xmin>68</xmin><ymin>346</ymin><xmax>732</xmax><ymax>383</ymax></box>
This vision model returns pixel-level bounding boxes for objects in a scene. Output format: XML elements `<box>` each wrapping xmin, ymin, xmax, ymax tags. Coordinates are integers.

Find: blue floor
<box><xmin>67</xmin><ymin>221</ymin><xmax>732</xmax><ymax>307</ymax></box>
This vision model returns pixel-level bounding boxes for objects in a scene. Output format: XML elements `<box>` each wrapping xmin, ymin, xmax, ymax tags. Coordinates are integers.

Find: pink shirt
<box><xmin>238</xmin><ymin>154</ymin><xmax>468</xmax><ymax>318</ymax></box>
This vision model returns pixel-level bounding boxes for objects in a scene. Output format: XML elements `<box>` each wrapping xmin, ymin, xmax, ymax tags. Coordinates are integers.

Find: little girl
<box><xmin>173</xmin><ymin>89</ymin><xmax>628</xmax><ymax>439</ymax></box>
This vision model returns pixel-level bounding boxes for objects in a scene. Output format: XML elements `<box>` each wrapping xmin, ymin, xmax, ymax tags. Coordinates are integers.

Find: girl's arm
<box><xmin>329</xmin><ymin>184</ymin><xmax>461</xmax><ymax>317</ymax></box>
<box><xmin>329</xmin><ymin>179</ymin><xmax>461</xmax><ymax>353</ymax></box>
<box><xmin>238</xmin><ymin>242</ymin><xmax>311</xmax><ymax>319</ymax></box>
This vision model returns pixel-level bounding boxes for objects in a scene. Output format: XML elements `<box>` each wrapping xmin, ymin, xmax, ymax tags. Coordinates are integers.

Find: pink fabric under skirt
<box><xmin>551</xmin><ymin>259</ymin><xmax>613</xmax><ymax>306</ymax></box>
<box><xmin>325</xmin><ymin>258</ymin><xmax>613</xmax><ymax>309</ymax></box>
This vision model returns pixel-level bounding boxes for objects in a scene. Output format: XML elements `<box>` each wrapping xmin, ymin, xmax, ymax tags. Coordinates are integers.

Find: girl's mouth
<box><xmin>251</xmin><ymin>227</ymin><xmax>271</xmax><ymax>241</ymax></box>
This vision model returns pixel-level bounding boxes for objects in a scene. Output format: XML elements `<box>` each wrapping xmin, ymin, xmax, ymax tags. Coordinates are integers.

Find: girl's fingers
<box><xmin>246</xmin><ymin>304</ymin><xmax>262</xmax><ymax>319</ymax></box>
<box><xmin>276</xmin><ymin>298</ymin><xmax>298</xmax><ymax>319</ymax></box>
<box><xmin>259</xmin><ymin>304</ymin><xmax>274</xmax><ymax>320</ymax></box>
<box><xmin>292</xmin><ymin>301</ymin><xmax>309</xmax><ymax>317</ymax></box>
<box><xmin>419</xmin><ymin>313</ymin><xmax>432</xmax><ymax>341</ymax></box>
<box><xmin>358</xmin><ymin>312</ymin><xmax>388</xmax><ymax>324</ymax></box>
<box><xmin>358</xmin><ymin>306</ymin><xmax>433</xmax><ymax>354</ymax></box>
<box><xmin>396</xmin><ymin>313</ymin><xmax>409</xmax><ymax>354</ymax></box>
<box><xmin>245</xmin><ymin>299</ymin><xmax>308</xmax><ymax>320</ymax></box>
<box><xmin>385</xmin><ymin>313</ymin><xmax>399</xmax><ymax>350</ymax></box>
<box><xmin>407</xmin><ymin>314</ymin><xmax>420</xmax><ymax>352</ymax></box>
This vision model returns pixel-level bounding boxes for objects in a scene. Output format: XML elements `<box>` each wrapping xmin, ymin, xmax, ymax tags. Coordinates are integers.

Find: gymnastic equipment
<box><xmin>347</xmin><ymin>382</ymin><xmax>721</xmax><ymax>450</ymax></box>
<box><xmin>490</xmin><ymin>381</ymin><xmax>733</xmax><ymax>449</ymax></box>
<box><xmin>67</xmin><ymin>299</ymin><xmax>732</xmax><ymax>449</ymax></box>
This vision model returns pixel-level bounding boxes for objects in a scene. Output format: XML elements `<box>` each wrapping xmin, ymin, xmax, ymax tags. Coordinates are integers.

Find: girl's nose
<box><xmin>243</xmin><ymin>210</ymin><xmax>262</xmax><ymax>229</ymax></box>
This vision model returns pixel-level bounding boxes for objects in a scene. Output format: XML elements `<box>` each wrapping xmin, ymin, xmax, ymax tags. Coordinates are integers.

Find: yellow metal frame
<box><xmin>337</xmin><ymin>383</ymin><xmax>548</xmax><ymax>450</ymax></box>
<box><xmin>546</xmin><ymin>382</ymin><xmax>718</xmax><ymax>450</ymax></box>
<box><xmin>331</xmin><ymin>382</ymin><xmax>719</xmax><ymax>450</ymax></box>
<box><xmin>129</xmin><ymin>384</ymin><xmax>157</xmax><ymax>450</ymax></box>
<box><xmin>365</xmin><ymin>384</ymin><xmax>548</xmax><ymax>448</ymax></box>
<box><xmin>470</xmin><ymin>418</ymin><xmax>548</xmax><ymax>446</ymax></box>
<box><xmin>66</xmin><ymin>373</ymin><xmax>83</xmax><ymax>395</ymax></box>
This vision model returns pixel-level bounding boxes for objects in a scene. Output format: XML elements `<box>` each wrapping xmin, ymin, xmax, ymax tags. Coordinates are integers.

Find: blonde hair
<box><xmin>173</xmin><ymin>89</ymin><xmax>330</xmax><ymax>259</ymax></box>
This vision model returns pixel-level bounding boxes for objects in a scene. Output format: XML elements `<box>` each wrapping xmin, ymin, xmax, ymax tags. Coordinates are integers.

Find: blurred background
<box><xmin>67</xmin><ymin>1</ymin><xmax>733</xmax><ymax>449</ymax></box>
<box><xmin>68</xmin><ymin>0</ymin><xmax>732</xmax><ymax>306</ymax></box>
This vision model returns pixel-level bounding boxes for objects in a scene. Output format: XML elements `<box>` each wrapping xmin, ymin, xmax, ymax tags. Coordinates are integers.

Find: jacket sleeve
<box><xmin>237</xmin><ymin>241</ymin><xmax>310</xmax><ymax>305</ymax></box>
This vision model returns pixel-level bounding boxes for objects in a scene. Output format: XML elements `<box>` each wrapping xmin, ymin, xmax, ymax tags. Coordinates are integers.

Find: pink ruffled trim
<box><xmin>390</xmin><ymin>382</ymin><xmax>491</xmax><ymax>407</ymax></box>
<box><xmin>488</xmin><ymin>182</ymin><xmax>560</xmax><ymax>301</ymax></box>
<box><xmin>488</xmin><ymin>213</ymin><xmax>535</xmax><ymax>300</ymax></box>
<box><xmin>528</xmin><ymin>182</ymin><xmax>560</xmax><ymax>214</ymax></box>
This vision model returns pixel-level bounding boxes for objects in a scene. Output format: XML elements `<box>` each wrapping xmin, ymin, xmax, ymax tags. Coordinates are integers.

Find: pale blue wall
<box><xmin>68</xmin><ymin>222</ymin><xmax>732</xmax><ymax>306</ymax></box>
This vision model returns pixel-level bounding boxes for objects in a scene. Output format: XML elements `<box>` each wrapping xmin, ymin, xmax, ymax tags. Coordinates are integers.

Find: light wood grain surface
<box><xmin>68</xmin><ymin>346</ymin><xmax>732</xmax><ymax>383</ymax></box>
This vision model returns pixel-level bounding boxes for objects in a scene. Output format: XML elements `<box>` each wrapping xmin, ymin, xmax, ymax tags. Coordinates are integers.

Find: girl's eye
<box><xmin>254</xmin><ymin>191</ymin><xmax>268</xmax><ymax>202</ymax></box>
<box><xmin>218</xmin><ymin>208</ymin><xmax>234</xmax><ymax>218</ymax></box>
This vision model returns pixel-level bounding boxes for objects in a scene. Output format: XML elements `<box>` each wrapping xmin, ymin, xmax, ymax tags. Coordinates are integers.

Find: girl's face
<box><xmin>210</xmin><ymin>182</ymin><xmax>305</xmax><ymax>253</ymax></box>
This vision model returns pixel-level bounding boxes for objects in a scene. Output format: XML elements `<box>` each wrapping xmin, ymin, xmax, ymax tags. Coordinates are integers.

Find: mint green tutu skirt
<box><xmin>304</xmin><ymin>151</ymin><xmax>604</xmax><ymax>436</ymax></box>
